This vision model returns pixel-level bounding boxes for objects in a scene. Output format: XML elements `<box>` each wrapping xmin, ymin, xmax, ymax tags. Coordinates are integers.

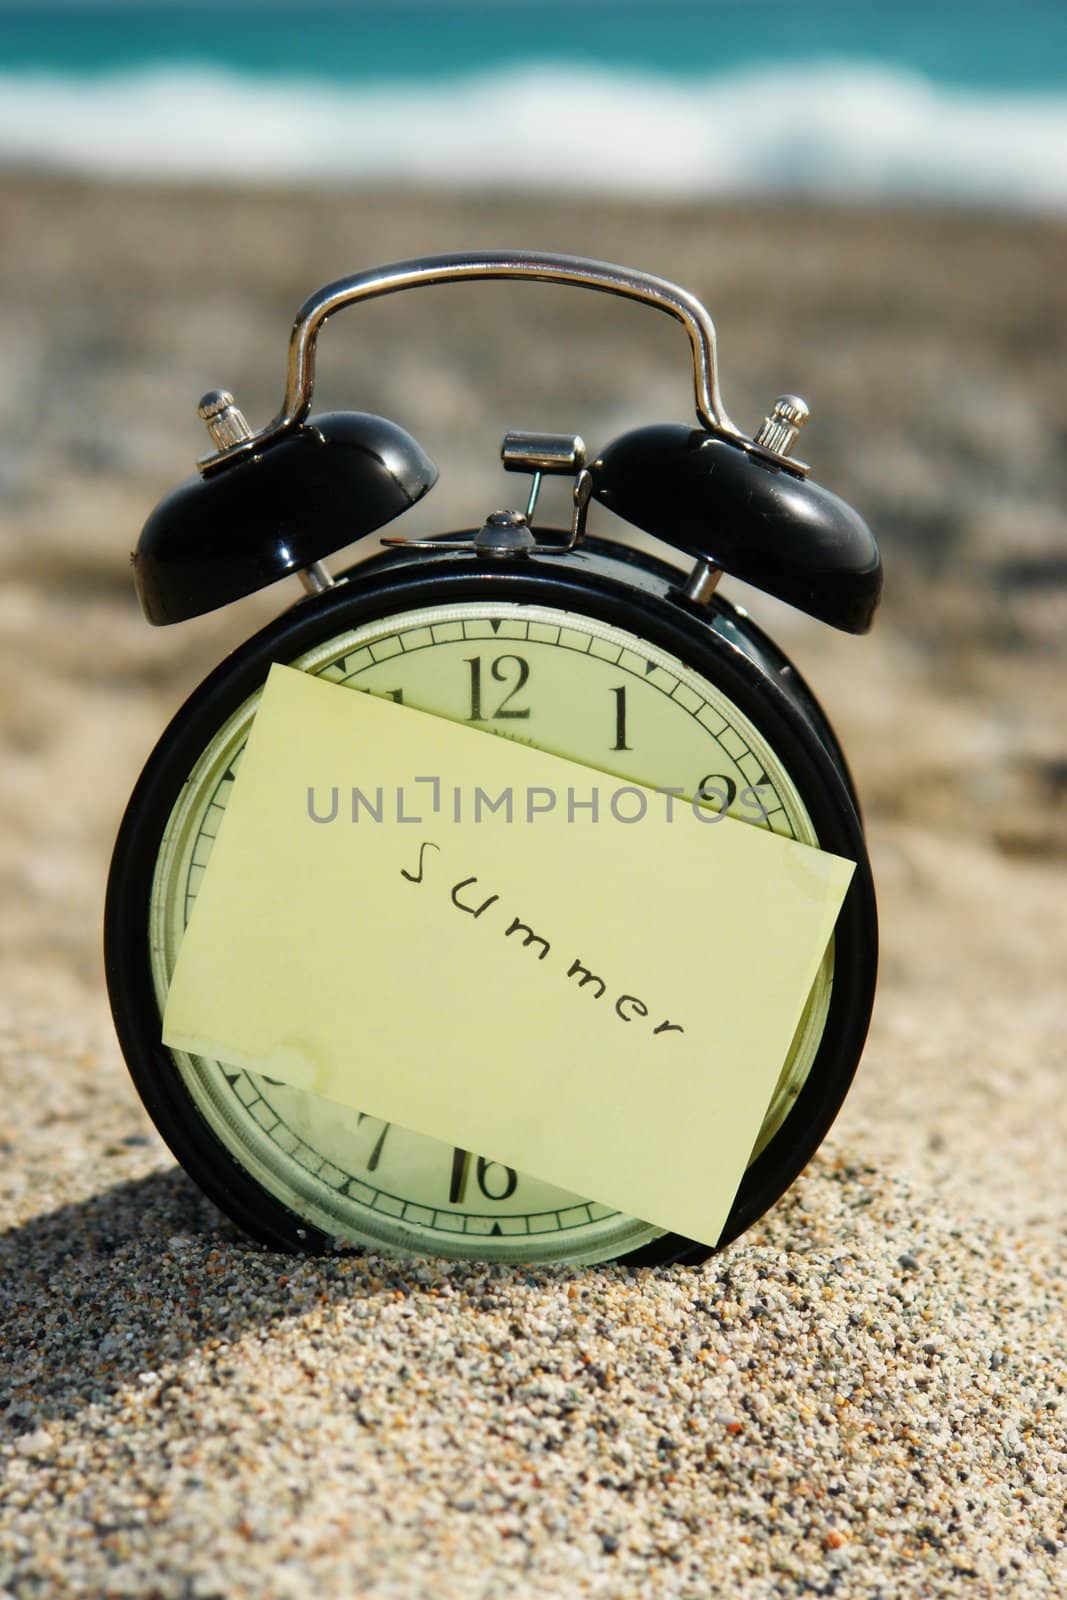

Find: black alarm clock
<box><xmin>105</xmin><ymin>252</ymin><xmax>880</xmax><ymax>1267</ymax></box>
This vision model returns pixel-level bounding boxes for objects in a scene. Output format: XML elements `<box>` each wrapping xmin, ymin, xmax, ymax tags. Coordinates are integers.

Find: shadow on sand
<box><xmin>0</xmin><ymin>1168</ymin><xmax>395</xmax><ymax>1428</ymax></box>
<box><xmin>0</xmin><ymin>1165</ymin><xmax>590</xmax><ymax>1430</ymax></box>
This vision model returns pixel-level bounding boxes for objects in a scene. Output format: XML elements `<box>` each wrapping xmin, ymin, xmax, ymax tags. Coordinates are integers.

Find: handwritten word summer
<box><xmin>400</xmin><ymin>840</ymin><xmax>685</xmax><ymax>1040</ymax></box>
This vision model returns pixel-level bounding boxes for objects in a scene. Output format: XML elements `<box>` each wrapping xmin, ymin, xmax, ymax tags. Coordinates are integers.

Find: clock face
<box><xmin>149</xmin><ymin>599</ymin><xmax>833</xmax><ymax>1264</ymax></box>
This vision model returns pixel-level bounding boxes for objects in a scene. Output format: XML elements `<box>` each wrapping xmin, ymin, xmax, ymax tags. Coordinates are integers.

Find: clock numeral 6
<box><xmin>476</xmin><ymin>1157</ymin><xmax>518</xmax><ymax>1201</ymax></box>
<box><xmin>449</xmin><ymin>1147</ymin><xmax>519</xmax><ymax>1204</ymax></box>
<box><xmin>465</xmin><ymin>655</ymin><xmax>531</xmax><ymax>721</ymax></box>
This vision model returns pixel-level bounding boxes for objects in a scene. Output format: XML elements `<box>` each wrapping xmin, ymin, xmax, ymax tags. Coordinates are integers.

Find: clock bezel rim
<box><xmin>104</xmin><ymin>538</ymin><xmax>877</xmax><ymax>1266</ymax></box>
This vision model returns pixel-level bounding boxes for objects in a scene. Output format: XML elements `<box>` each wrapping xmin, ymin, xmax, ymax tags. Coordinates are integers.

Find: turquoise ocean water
<box><xmin>1</xmin><ymin>1</ymin><xmax>1065</xmax><ymax>207</ymax></box>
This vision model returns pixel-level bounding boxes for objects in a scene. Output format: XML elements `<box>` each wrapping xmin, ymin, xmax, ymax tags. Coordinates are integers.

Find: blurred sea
<box><xmin>1</xmin><ymin>0</ymin><xmax>1065</xmax><ymax>208</ymax></box>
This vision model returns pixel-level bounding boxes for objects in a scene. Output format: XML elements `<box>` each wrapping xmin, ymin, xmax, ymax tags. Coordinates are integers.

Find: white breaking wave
<box><xmin>0</xmin><ymin>62</ymin><xmax>1065</xmax><ymax>210</ymax></box>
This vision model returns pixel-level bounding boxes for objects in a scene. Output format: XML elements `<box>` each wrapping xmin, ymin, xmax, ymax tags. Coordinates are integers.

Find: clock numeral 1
<box><xmin>465</xmin><ymin>655</ymin><xmax>531</xmax><ymax>721</ymax></box>
<box><xmin>610</xmin><ymin>685</ymin><xmax>631</xmax><ymax>751</ymax></box>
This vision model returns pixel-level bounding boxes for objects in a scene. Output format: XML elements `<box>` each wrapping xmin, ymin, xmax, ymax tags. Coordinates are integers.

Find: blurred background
<box><xmin>0</xmin><ymin>2</ymin><xmax>1064</xmax><ymax>1222</ymax></box>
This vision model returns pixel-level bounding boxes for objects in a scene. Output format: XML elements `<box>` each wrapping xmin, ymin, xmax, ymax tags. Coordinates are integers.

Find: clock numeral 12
<box><xmin>465</xmin><ymin>655</ymin><xmax>531</xmax><ymax>721</ymax></box>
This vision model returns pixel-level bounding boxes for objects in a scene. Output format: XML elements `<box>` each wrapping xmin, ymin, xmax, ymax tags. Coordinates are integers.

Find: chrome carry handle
<box><xmin>198</xmin><ymin>251</ymin><xmax>746</xmax><ymax>473</ymax></box>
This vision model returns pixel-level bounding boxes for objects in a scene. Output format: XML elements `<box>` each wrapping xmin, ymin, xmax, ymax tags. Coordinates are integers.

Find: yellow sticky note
<box><xmin>163</xmin><ymin>664</ymin><xmax>854</xmax><ymax>1248</ymax></box>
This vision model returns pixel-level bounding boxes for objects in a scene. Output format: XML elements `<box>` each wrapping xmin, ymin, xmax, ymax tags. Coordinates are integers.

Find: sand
<box><xmin>0</xmin><ymin>176</ymin><xmax>1064</xmax><ymax>1597</ymax></box>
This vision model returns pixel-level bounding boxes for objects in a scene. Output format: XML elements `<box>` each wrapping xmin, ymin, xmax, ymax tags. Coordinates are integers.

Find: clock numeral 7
<box><xmin>357</xmin><ymin>1113</ymin><xmax>391</xmax><ymax>1171</ymax></box>
<box><xmin>465</xmin><ymin>655</ymin><xmax>530</xmax><ymax>721</ymax></box>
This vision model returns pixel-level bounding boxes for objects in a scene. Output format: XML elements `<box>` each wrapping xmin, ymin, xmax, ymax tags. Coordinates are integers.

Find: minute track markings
<box><xmin>200</xmin><ymin>1066</ymin><xmax>613</xmax><ymax>1232</ymax></box>
<box><xmin>310</xmin><ymin>614</ymin><xmax>784</xmax><ymax>810</ymax></box>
